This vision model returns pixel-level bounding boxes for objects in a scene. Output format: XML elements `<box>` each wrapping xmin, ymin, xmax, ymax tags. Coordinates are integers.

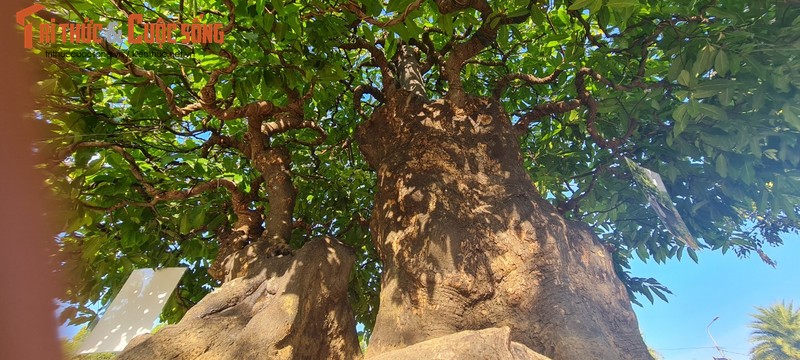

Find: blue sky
<box><xmin>633</xmin><ymin>233</ymin><xmax>800</xmax><ymax>360</ymax></box>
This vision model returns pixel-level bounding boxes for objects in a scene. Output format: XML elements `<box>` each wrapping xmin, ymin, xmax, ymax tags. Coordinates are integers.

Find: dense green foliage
<box><xmin>31</xmin><ymin>0</ymin><xmax>799</xmax><ymax>338</ymax></box>
<box><xmin>749</xmin><ymin>302</ymin><xmax>800</xmax><ymax>359</ymax></box>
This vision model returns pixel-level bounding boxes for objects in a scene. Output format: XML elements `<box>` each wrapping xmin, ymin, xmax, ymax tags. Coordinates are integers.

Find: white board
<box><xmin>76</xmin><ymin>267</ymin><xmax>187</xmax><ymax>354</ymax></box>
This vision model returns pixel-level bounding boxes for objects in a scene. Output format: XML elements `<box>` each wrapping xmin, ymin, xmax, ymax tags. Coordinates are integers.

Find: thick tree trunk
<box><xmin>118</xmin><ymin>238</ymin><xmax>362</xmax><ymax>360</ymax></box>
<box><xmin>357</xmin><ymin>91</ymin><xmax>652</xmax><ymax>359</ymax></box>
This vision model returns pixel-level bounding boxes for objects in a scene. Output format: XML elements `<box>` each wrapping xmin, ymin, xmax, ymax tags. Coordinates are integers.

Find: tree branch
<box><xmin>575</xmin><ymin>68</ymin><xmax>640</xmax><ymax>149</ymax></box>
<box><xmin>437</xmin><ymin>0</ymin><xmax>498</xmax><ymax>102</ymax></box>
<box><xmin>493</xmin><ymin>69</ymin><xmax>563</xmax><ymax>99</ymax></box>
<box><xmin>55</xmin><ymin>141</ymin><xmax>155</xmax><ymax>194</ymax></box>
<box><xmin>513</xmin><ymin>99</ymin><xmax>581</xmax><ymax>134</ymax></box>
<box><xmin>353</xmin><ymin>84</ymin><xmax>386</xmax><ymax>119</ymax></box>
<box><xmin>36</xmin><ymin>5</ymin><xmax>281</xmax><ymax>122</ymax></box>
<box><xmin>339</xmin><ymin>39</ymin><xmax>395</xmax><ymax>90</ymax></box>
<box><xmin>343</xmin><ymin>0</ymin><xmax>426</xmax><ymax>28</ymax></box>
<box><xmin>252</xmin><ymin>147</ymin><xmax>296</xmax><ymax>247</ymax></box>
<box><xmin>55</xmin><ymin>141</ymin><xmax>256</xmax><ymax>224</ymax></box>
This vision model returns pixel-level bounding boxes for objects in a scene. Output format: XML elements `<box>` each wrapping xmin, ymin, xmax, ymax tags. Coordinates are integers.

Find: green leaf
<box><xmin>130</xmin><ymin>86</ymin><xmax>146</xmax><ymax>109</ymax></box>
<box><xmin>642</xmin><ymin>287</ymin><xmax>654</xmax><ymax>303</ymax></box>
<box><xmin>189</xmin><ymin>206</ymin><xmax>207</xmax><ymax>229</ymax></box>
<box><xmin>687</xmin><ymin>248</ymin><xmax>699</xmax><ymax>263</ymax></box>
<box><xmin>387</xmin><ymin>0</ymin><xmax>416</xmax><ymax>13</ymax></box>
<box><xmin>636</xmin><ymin>244</ymin><xmax>649</xmax><ymax>262</ymax></box>
<box><xmin>672</xmin><ymin>104</ymin><xmax>688</xmax><ymax>137</ymax></box>
<box><xmin>699</xmin><ymin>104</ymin><xmax>728</xmax><ymax>121</ymax></box>
<box><xmin>678</xmin><ymin>70</ymin><xmax>691</xmax><ymax>87</ymax></box>
<box><xmin>687</xmin><ymin>99</ymin><xmax>700</xmax><ymax>118</ymax></box>
<box><xmin>568</xmin><ymin>0</ymin><xmax>596</xmax><ymax>11</ymax></box>
<box><xmin>607</xmin><ymin>0</ymin><xmax>639</xmax><ymax>9</ymax></box>
<box><xmin>256</xmin><ymin>0</ymin><xmax>266</xmax><ymax>15</ymax></box>
<box><xmin>714</xmin><ymin>49</ymin><xmax>729</xmax><ymax>76</ymax></box>
<box><xmin>179</xmin><ymin>212</ymin><xmax>191</xmax><ymax>235</ymax></box>
<box><xmin>692</xmin><ymin>79</ymin><xmax>734</xmax><ymax>99</ymax></box>
<box><xmin>271</xmin><ymin>0</ymin><xmax>284</xmax><ymax>13</ymax></box>
<box><xmin>692</xmin><ymin>44</ymin><xmax>717</xmax><ymax>76</ymax></box>
<box><xmin>668</xmin><ymin>55</ymin><xmax>685</xmax><ymax>82</ymax></box>
<box><xmin>782</xmin><ymin>103</ymin><xmax>800</xmax><ymax>131</ymax></box>
<box><xmin>439</xmin><ymin>14</ymin><xmax>454</xmax><ymax>36</ymax></box>
<box><xmin>651</xmin><ymin>287</ymin><xmax>669</xmax><ymax>302</ymax></box>
<box><xmin>715</xmin><ymin>154</ymin><xmax>728</xmax><ymax>178</ymax></box>
<box><xmin>508</xmin><ymin>8</ymin><xmax>530</xmax><ymax>18</ymax></box>
<box><xmin>741</xmin><ymin>162</ymin><xmax>756</xmax><ymax>185</ymax></box>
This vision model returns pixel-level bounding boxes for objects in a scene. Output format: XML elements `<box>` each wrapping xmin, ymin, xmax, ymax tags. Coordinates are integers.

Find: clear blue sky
<box><xmin>633</xmin><ymin>233</ymin><xmax>800</xmax><ymax>360</ymax></box>
<box><xmin>61</xmin><ymin>234</ymin><xmax>800</xmax><ymax>360</ymax></box>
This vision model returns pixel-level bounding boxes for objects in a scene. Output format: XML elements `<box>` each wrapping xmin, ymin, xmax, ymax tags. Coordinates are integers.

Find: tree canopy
<box><xmin>749</xmin><ymin>302</ymin><xmax>800</xmax><ymax>359</ymax></box>
<box><xmin>33</xmin><ymin>0</ymin><xmax>800</xmax><ymax>339</ymax></box>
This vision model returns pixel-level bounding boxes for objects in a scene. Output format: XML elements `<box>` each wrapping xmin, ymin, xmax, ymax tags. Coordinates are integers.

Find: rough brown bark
<box><xmin>118</xmin><ymin>238</ymin><xmax>362</xmax><ymax>360</ymax></box>
<box><xmin>370</xmin><ymin>327</ymin><xmax>551</xmax><ymax>360</ymax></box>
<box><xmin>357</xmin><ymin>90</ymin><xmax>652</xmax><ymax>360</ymax></box>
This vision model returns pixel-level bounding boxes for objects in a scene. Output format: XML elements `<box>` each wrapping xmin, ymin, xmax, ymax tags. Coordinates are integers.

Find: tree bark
<box><xmin>370</xmin><ymin>327</ymin><xmax>551</xmax><ymax>360</ymax></box>
<box><xmin>118</xmin><ymin>238</ymin><xmax>362</xmax><ymax>360</ymax></box>
<box><xmin>357</xmin><ymin>90</ymin><xmax>652</xmax><ymax>359</ymax></box>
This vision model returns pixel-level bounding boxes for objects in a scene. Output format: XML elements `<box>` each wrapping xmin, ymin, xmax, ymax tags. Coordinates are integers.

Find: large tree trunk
<box><xmin>357</xmin><ymin>91</ymin><xmax>652</xmax><ymax>359</ymax></box>
<box><xmin>118</xmin><ymin>238</ymin><xmax>362</xmax><ymax>360</ymax></box>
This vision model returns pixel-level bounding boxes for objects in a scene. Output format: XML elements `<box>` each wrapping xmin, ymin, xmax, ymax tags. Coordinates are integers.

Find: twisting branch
<box><xmin>419</xmin><ymin>30</ymin><xmax>445</xmax><ymax>74</ymax></box>
<box><xmin>557</xmin><ymin>165</ymin><xmax>605</xmax><ymax>215</ymax></box>
<box><xmin>219</xmin><ymin>0</ymin><xmax>236</xmax><ymax>34</ymax></box>
<box><xmin>493</xmin><ymin>69</ymin><xmax>563</xmax><ymax>98</ymax></box>
<box><xmin>343</xmin><ymin>0</ymin><xmax>426</xmax><ymax>28</ymax></box>
<box><xmin>202</xmin><ymin>132</ymin><xmax>250</xmax><ymax>157</ymax></box>
<box><xmin>156</xmin><ymin>179</ymin><xmax>246</xmax><ymax>205</ymax></box>
<box><xmin>577</xmin><ymin>67</ymin><xmax>653</xmax><ymax>92</ymax></box>
<box><xmin>513</xmin><ymin>65</ymin><xmax>655</xmax><ymax>143</ymax></box>
<box><xmin>572</xmin><ymin>13</ymin><xmax>608</xmax><ymax>49</ymax></box>
<box><xmin>248</xmin><ymin>176</ymin><xmax>265</xmax><ymax>202</ymax></box>
<box><xmin>54</xmin><ymin>142</ymin><xmax>253</xmax><ymax>220</ymax></box>
<box><xmin>97</xmin><ymin>39</ymin><xmax>206</xmax><ymax>118</ymax></box>
<box><xmin>513</xmin><ymin>99</ymin><xmax>582</xmax><ymax>134</ymax></box>
<box><xmin>261</xmin><ymin>113</ymin><xmax>328</xmax><ymax>147</ymax></box>
<box><xmin>39</xmin><ymin>3</ymin><xmax>281</xmax><ymax>122</ymax></box>
<box><xmin>55</xmin><ymin>141</ymin><xmax>156</xmax><ymax>194</ymax></box>
<box><xmin>353</xmin><ymin>84</ymin><xmax>386</xmax><ymax>119</ymax></box>
<box><xmin>252</xmin><ymin>147</ymin><xmax>296</xmax><ymax>247</ymax></box>
<box><xmin>435</xmin><ymin>0</ymin><xmax>492</xmax><ymax>15</ymax></box>
<box><xmin>437</xmin><ymin>0</ymin><xmax>514</xmax><ymax>102</ymax></box>
<box><xmin>435</xmin><ymin>0</ymin><xmax>531</xmax><ymax>99</ymax></box>
<box><xmin>193</xmin><ymin>48</ymin><xmax>282</xmax><ymax>120</ymax></box>
<box><xmin>339</xmin><ymin>39</ymin><xmax>395</xmax><ymax>90</ymax></box>
<box><xmin>575</xmin><ymin>68</ymin><xmax>639</xmax><ymax>149</ymax></box>
<box><xmin>192</xmin><ymin>0</ymin><xmax>284</xmax><ymax>121</ymax></box>
<box><xmin>159</xmin><ymin>177</ymin><xmax>260</xmax><ymax>240</ymax></box>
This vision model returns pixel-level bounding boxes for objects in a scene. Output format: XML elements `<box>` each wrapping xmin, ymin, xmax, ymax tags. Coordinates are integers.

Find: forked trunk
<box><xmin>357</xmin><ymin>91</ymin><xmax>652</xmax><ymax>359</ymax></box>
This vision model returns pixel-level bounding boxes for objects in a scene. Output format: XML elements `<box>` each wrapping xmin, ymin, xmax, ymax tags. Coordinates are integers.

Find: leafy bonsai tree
<box><xmin>28</xmin><ymin>0</ymin><xmax>799</xmax><ymax>358</ymax></box>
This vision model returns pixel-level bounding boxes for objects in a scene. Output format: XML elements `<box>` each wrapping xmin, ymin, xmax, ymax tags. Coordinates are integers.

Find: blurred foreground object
<box><xmin>0</xmin><ymin>0</ymin><xmax>63</xmax><ymax>359</ymax></box>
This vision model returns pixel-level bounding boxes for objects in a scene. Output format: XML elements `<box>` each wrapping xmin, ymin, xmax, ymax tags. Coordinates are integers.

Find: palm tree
<box><xmin>749</xmin><ymin>302</ymin><xmax>800</xmax><ymax>360</ymax></box>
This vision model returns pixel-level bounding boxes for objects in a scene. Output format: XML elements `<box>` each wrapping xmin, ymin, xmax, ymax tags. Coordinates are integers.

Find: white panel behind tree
<box><xmin>77</xmin><ymin>268</ymin><xmax>186</xmax><ymax>354</ymax></box>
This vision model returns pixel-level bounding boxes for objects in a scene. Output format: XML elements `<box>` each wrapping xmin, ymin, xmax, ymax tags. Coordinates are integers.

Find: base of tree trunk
<box><xmin>370</xmin><ymin>327</ymin><xmax>551</xmax><ymax>360</ymax></box>
<box><xmin>358</xmin><ymin>93</ymin><xmax>652</xmax><ymax>359</ymax></box>
<box><xmin>117</xmin><ymin>238</ymin><xmax>361</xmax><ymax>360</ymax></box>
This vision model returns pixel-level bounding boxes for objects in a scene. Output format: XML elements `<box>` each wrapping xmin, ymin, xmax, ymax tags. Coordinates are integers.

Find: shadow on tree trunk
<box><xmin>117</xmin><ymin>238</ymin><xmax>361</xmax><ymax>360</ymax></box>
<box><xmin>358</xmin><ymin>91</ymin><xmax>652</xmax><ymax>359</ymax></box>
